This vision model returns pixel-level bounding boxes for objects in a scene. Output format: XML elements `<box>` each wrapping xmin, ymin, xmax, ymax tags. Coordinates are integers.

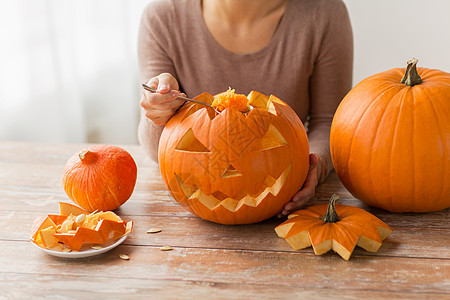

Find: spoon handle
<box><xmin>141</xmin><ymin>83</ymin><xmax>215</xmax><ymax>109</ymax></box>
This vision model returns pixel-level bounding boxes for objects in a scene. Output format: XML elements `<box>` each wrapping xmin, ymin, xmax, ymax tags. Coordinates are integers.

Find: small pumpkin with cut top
<box><xmin>275</xmin><ymin>195</ymin><xmax>392</xmax><ymax>260</ymax></box>
<box><xmin>158</xmin><ymin>88</ymin><xmax>310</xmax><ymax>224</ymax></box>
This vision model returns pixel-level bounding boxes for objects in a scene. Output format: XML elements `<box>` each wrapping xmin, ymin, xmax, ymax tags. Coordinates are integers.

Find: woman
<box><xmin>138</xmin><ymin>0</ymin><xmax>353</xmax><ymax>217</ymax></box>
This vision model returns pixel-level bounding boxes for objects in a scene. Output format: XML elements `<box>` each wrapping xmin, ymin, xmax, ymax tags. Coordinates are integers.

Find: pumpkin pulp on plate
<box><xmin>30</xmin><ymin>202</ymin><xmax>133</xmax><ymax>252</ymax></box>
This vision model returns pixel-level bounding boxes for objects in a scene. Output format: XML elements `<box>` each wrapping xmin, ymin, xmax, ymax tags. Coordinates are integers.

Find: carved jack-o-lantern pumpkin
<box><xmin>158</xmin><ymin>90</ymin><xmax>310</xmax><ymax>224</ymax></box>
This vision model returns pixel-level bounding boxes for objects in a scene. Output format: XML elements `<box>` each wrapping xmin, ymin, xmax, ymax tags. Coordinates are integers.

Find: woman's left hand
<box><xmin>277</xmin><ymin>154</ymin><xmax>320</xmax><ymax>218</ymax></box>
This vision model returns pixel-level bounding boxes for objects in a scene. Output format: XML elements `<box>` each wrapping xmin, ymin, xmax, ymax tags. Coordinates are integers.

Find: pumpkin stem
<box><xmin>401</xmin><ymin>58</ymin><xmax>422</xmax><ymax>87</ymax></box>
<box><xmin>322</xmin><ymin>194</ymin><xmax>340</xmax><ymax>223</ymax></box>
<box><xmin>78</xmin><ymin>150</ymin><xmax>97</xmax><ymax>164</ymax></box>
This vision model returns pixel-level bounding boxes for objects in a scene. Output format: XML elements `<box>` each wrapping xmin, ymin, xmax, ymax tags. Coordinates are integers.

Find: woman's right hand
<box><xmin>140</xmin><ymin>73</ymin><xmax>185</xmax><ymax>125</ymax></box>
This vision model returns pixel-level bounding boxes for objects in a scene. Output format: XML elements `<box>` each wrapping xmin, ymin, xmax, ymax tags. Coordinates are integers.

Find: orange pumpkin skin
<box><xmin>63</xmin><ymin>145</ymin><xmax>137</xmax><ymax>212</ymax></box>
<box><xmin>330</xmin><ymin>62</ymin><xmax>450</xmax><ymax>212</ymax></box>
<box><xmin>275</xmin><ymin>195</ymin><xmax>392</xmax><ymax>260</ymax></box>
<box><xmin>158</xmin><ymin>91</ymin><xmax>309</xmax><ymax>224</ymax></box>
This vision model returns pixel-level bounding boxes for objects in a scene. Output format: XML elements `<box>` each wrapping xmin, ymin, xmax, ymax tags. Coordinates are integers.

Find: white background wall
<box><xmin>0</xmin><ymin>0</ymin><xmax>449</xmax><ymax>145</ymax></box>
<box><xmin>343</xmin><ymin>0</ymin><xmax>450</xmax><ymax>85</ymax></box>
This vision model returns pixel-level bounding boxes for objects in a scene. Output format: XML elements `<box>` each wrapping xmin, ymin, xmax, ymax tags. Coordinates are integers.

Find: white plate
<box><xmin>31</xmin><ymin>234</ymin><xmax>129</xmax><ymax>258</ymax></box>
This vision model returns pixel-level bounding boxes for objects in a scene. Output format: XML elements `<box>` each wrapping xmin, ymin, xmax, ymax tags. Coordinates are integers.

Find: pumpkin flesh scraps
<box><xmin>30</xmin><ymin>202</ymin><xmax>133</xmax><ymax>252</ymax></box>
<box><xmin>211</xmin><ymin>88</ymin><xmax>251</xmax><ymax>113</ymax></box>
<box><xmin>275</xmin><ymin>195</ymin><xmax>392</xmax><ymax>260</ymax></box>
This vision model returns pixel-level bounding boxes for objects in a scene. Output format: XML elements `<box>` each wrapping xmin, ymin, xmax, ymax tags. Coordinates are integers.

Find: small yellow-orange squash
<box><xmin>63</xmin><ymin>145</ymin><xmax>137</xmax><ymax>212</ymax></box>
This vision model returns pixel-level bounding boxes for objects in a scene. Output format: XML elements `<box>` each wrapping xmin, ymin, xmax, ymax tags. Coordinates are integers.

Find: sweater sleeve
<box><xmin>137</xmin><ymin>1</ymin><xmax>178</xmax><ymax>162</ymax></box>
<box><xmin>308</xmin><ymin>0</ymin><xmax>353</xmax><ymax>183</ymax></box>
<box><xmin>138</xmin><ymin>1</ymin><xmax>177</xmax><ymax>84</ymax></box>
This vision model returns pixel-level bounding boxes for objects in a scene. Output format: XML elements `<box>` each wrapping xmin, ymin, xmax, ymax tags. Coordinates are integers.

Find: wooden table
<box><xmin>0</xmin><ymin>141</ymin><xmax>449</xmax><ymax>299</ymax></box>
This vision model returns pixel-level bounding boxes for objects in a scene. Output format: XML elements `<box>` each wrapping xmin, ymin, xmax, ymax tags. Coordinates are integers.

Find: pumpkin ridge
<box><xmin>388</xmin><ymin>87</ymin><xmax>412</xmax><ymax>211</ymax></box>
<box><xmin>345</xmin><ymin>84</ymin><xmax>401</xmax><ymax>200</ymax></box>
<box><xmin>90</xmin><ymin>164</ymin><xmax>107</xmax><ymax>211</ymax></box>
<box><xmin>284</xmin><ymin>218</ymin><xmax>318</xmax><ymax>239</ymax></box>
<box><xmin>330</xmin><ymin>222</ymin><xmax>361</xmax><ymax>252</ymax></box>
<box><xmin>97</xmin><ymin>167</ymin><xmax>122</xmax><ymax>210</ymax></box>
<box><xmin>78</xmin><ymin>167</ymin><xmax>95</xmax><ymax>212</ymax></box>
<box><xmin>304</xmin><ymin>204</ymin><xmax>328</xmax><ymax>217</ymax></box>
<box><xmin>308</xmin><ymin>222</ymin><xmax>333</xmax><ymax>247</ymax></box>
<box><xmin>368</xmin><ymin>88</ymin><xmax>406</xmax><ymax>205</ymax></box>
<box><xmin>337</xmin><ymin>219</ymin><xmax>382</xmax><ymax>243</ymax></box>
<box><xmin>289</xmin><ymin>208</ymin><xmax>322</xmax><ymax>219</ymax></box>
<box><xmin>417</xmin><ymin>87</ymin><xmax>448</xmax><ymax>208</ymax></box>
<box><xmin>337</xmin><ymin>207</ymin><xmax>389</xmax><ymax>228</ymax></box>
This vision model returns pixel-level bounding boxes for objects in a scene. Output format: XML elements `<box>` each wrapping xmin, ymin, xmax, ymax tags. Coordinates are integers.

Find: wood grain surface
<box><xmin>0</xmin><ymin>141</ymin><xmax>448</xmax><ymax>299</ymax></box>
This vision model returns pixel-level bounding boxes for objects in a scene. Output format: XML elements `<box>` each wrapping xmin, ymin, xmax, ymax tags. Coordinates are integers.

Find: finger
<box><xmin>284</xmin><ymin>201</ymin><xmax>296</xmax><ymax>211</ymax></box>
<box><xmin>144</xmin><ymin>107</ymin><xmax>177</xmax><ymax>121</ymax></box>
<box><xmin>309</xmin><ymin>153</ymin><xmax>320</xmax><ymax>170</ymax></box>
<box><xmin>146</xmin><ymin>77</ymin><xmax>160</xmax><ymax>89</ymax></box>
<box><xmin>142</xmin><ymin>77</ymin><xmax>161</xmax><ymax>102</ymax></box>
<box><xmin>278</xmin><ymin>207</ymin><xmax>293</xmax><ymax>217</ymax></box>
<box><xmin>147</xmin><ymin>99</ymin><xmax>184</xmax><ymax>111</ymax></box>
<box><xmin>156</xmin><ymin>73</ymin><xmax>179</xmax><ymax>93</ymax></box>
<box><xmin>292</xmin><ymin>167</ymin><xmax>318</xmax><ymax>202</ymax></box>
<box><xmin>157</xmin><ymin>99</ymin><xmax>185</xmax><ymax>110</ymax></box>
<box><xmin>141</xmin><ymin>77</ymin><xmax>160</xmax><ymax>101</ymax></box>
<box><xmin>304</xmin><ymin>166</ymin><xmax>318</xmax><ymax>188</ymax></box>
<box><xmin>278</xmin><ymin>195</ymin><xmax>310</xmax><ymax>217</ymax></box>
<box><xmin>141</xmin><ymin>90</ymin><xmax>181</xmax><ymax>107</ymax></box>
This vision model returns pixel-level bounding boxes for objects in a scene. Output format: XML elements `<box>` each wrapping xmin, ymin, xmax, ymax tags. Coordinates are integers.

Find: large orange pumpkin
<box><xmin>330</xmin><ymin>59</ymin><xmax>450</xmax><ymax>212</ymax></box>
<box><xmin>158</xmin><ymin>90</ymin><xmax>309</xmax><ymax>224</ymax></box>
<box><xmin>63</xmin><ymin>145</ymin><xmax>137</xmax><ymax>212</ymax></box>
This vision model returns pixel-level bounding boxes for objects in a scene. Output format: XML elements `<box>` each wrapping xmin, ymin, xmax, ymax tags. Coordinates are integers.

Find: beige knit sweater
<box><xmin>138</xmin><ymin>0</ymin><xmax>353</xmax><ymax>183</ymax></box>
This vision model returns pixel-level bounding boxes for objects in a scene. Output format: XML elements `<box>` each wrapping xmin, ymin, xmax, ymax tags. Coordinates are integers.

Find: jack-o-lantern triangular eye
<box><xmin>176</xmin><ymin>129</ymin><xmax>210</xmax><ymax>152</ymax></box>
<box><xmin>250</xmin><ymin>124</ymin><xmax>287</xmax><ymax>151</ymax></box>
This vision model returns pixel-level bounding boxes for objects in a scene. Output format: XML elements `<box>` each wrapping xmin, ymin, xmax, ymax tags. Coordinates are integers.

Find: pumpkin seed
<box><xmin>119</xmin><ymin>254</ymin><xmax>130</xmax><ymax>260</ymax></box>
<box><xmin>147</xmin><ymin>228</ymin><xmax>162</xmax><ymax>234</ymax></box>
<box><xmin>160</xmin><ymin>246</ymin><xmax>173</xmax><ymax>251</ymax></box>
<box><xmin>91</xmin><ymin>246</ymin><xmax>103</xmax><ymax>250</ymax></box>
<box><xmin>75</xmin><ymin>214</ymin><xmax>85</xmax><ymax>224</ymax></box>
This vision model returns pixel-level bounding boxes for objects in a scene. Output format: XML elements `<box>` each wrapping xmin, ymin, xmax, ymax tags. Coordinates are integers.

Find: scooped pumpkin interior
<box><xmin>211</xmin><ymin>88</ymin><xmax>251</xmax><ymax>113</ymax></box>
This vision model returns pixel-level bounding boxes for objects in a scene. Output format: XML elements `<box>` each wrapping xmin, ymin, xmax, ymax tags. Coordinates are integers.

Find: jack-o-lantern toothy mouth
<box><xmin>175</xmin><ymin>164</ymin><xmax>292</xmax><ymax>212</ymax></box>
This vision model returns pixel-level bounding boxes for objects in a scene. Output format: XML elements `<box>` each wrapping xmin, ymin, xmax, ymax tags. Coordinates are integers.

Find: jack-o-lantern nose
<box><xmin>222</xmin><ymin>163</ymin><xmax>242</xmax><ymax>178</ymax></box>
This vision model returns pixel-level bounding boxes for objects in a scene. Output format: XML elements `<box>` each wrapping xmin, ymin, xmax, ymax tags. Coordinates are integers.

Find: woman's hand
<box><xmin>141</xmin><ymin>73</ymin><xmax>185</xmax><ymax>125</ymax></box>
<box><xmin>277</xmin><ymin>154</ymin><xmax>320</xmax><ymax>218</ymax></box>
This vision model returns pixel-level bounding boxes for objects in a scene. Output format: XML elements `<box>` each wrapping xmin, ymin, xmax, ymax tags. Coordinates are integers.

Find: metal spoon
<box><xmin>141</xmin><ymin>83</ymin><xmax>219</xmax><ymax>113</ymax></box>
